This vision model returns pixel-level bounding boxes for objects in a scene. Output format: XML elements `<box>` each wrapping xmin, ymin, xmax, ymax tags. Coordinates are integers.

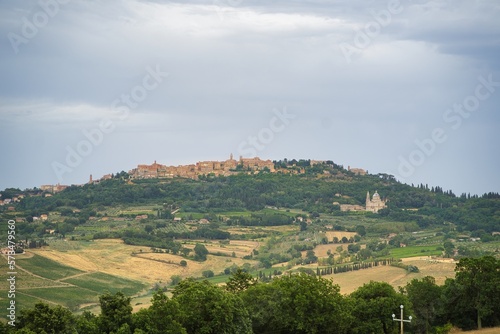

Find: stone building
<box><xmin>337</xmin><ymin>190</ymin><xmax>387</xmax><ymax>213</ymax></box>
<box><xmin>128</xmin><ymin>154</ymin><xmax>275</xmax><ymax>180</ymax></box>
<box><xmin>365</xmin><ymin>191</ymin><xmax>387</xmax><ymax>213</ymax></box>
<box><xmin>348</xmin><ymin>166</ymin><xmax>367</xmax><ymax>175</ymax></box>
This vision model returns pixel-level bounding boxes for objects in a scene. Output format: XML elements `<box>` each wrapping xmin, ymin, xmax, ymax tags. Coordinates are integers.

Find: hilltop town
<box><xmin>128</xmin><ymin>154</ymin><xmax>275</xmax><ymax>179</ymax></box>
<box><xmin>37</xmin><ymin>155</ymin><xmax>367</xmax><ymax>193</ymax></box>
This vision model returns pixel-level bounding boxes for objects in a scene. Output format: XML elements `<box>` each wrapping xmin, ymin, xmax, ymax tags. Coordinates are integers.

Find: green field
<box><xmin>22</xmin><ymin>287</ymin><xmax>100</xmax><ymax>311</ymax></box>
<box><xmin>0</xmin><ymin>292</ymin><xmax>46</xmax><ymax>313</ymax></box>
<box><xmin>389</xmin><ymin>245</ymin><xmax>443</xmax><ymax>259</ymax></box>
<box><xmin>0</xmin><ymin>257</ymin><xmax>69</xmax><ymax>290</ymax></box>
<box><xmin>63</xmin><ymin>272</ymin><xmax>147</xmax><ymax>296</ymax></box>
<box><xmin>17</xmin><ymin>254</ymin><xmax>85</xmax><ymax>280</ymax></box>
<box><xmin>0</xmin><ymin>252</ymin><xmax>151</xmax><ymax>312</ymax></box>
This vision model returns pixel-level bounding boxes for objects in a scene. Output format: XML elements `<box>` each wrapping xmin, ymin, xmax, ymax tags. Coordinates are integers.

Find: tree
<box><xmin>350</xmin><ymin>281</ymin><xmax>409</xmax><ymax>334</ymax></box>
<box><xmin>170</xmin><ymin>275</ymin><xmax>182</xmax><ymax>286</ymax></box>
<box><xmin>179</xmin><ymin>260</ymin><xmax>187</xmax><ymax>267</ymax></box>
<box><xmin>403</xmin><ymin>276</ymin><xmax>443</xmax><ymax>334</ymax></box>
<box><xmin>97</xmin><ymin>292</ymin><xmax>133</xmax><ymax>333</ymax></box>
<box><xmin>304</xmin><ymin>249</ymin><xmax>318</xmax><ymax>264</ymax></box>
<box><xmin>181</xmin><ymin>247</ymin><xmax>191</xmax><ymax>257</ymax></box>
<box><xmin>132</xmin><ymin>290</ymin><xmax>186</xmax><ymax>334</ymax></box>
<box><xmin>202</xmin><ymin>269</ymin><xmax>214</xmax><ymax>278</ymax></box>
<box><xmin>453</xmin><ymin>256</ymin><xmax>500</xmax><ymax>329</ymax></box>
<box><xmin>358</xmin><ymin>248</ymin><xmax>372</xmax><ymax>260</ymax></box>
<box><xmin>241</xmin><ymin>273</ymin><xmax>352</xmax><ymax>333</ymax></box>
<box><xmin>443</xmin><ymin>240</ymin><xmax>454</xmax><ymax>258</ymax></box>
<box><xmin>75</xmin><ymin>311</ymin><xmax>100</xmax><ymax>334</ymax></box>
<box><xmin>172</xmin><ymin>279</ymin><xmax>253</xmax><ymax>334</ymax></box>
<box><xmin>226</xmin><ymin>269</ymin><xmax>257</xmax><ymax>293</ymax></box>
<box><xmin>355</xmin><ymin>225</ymin><xmax>366</xmax><ymax>236</ymax></box>
<box><xmin>193</xmin><ymin>243</ymin><xmax>209</xmax><ymax>261</ymax></box>
<box><xmin>300</xmin><ymin>220</ymin><xmax>307</xmax><ymax>231</ymax></box>
<box><xmin>347</xmin><ymin>244</ymin><xmax>360</xmax><ymax>253</ymax></box>
<box><xmin>17</xmin><ymin>302</ymin><xmax>76</xmax><ymax>334</ymax></box>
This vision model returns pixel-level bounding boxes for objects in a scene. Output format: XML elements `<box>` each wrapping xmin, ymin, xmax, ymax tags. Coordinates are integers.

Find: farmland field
<box><xmin>23</xmin><ymin>287</ymin><xmax>100</xmax><ymax>311</ymax></box>
<box><xmin>31</xmin><ymin>239</ymin><xmax>258</xmax><ymax>284</ymax></box>
<box><xmin>16</xmin><ymin>253</ymin><xmax>85</xmax><ymax>280</ymax></box>
<box><xmin>0</xmin><ymin>292</ymin><xmax>45</xmax><ymax>313</ymax></box>
<box><xmin>0</xmin><ymin>248</ymin><xmax>155</xmax><ymax>312</ymax></box>
<box><xmin>0</xmin><ymin>255</ymin><xmax>70</xmax><ymax>290</ymax></box>
<box><xmin>322</xmin><ymin>256</ymin><xmax>456</xmax><ymax>294</ymax></box>
<box><xmin>62</xmin><ymin>272</ymin><xmax>147</xmax><ymax>296</ymax></box>
<box><xmin>310</xmin><ymin>243</ymin><xmax>348</xmax><ymax>257</ymax></box>
<box><xmin>389</xmin><ymin>245</ymin><xmax>443</xmax><ymax>258</ymax></box>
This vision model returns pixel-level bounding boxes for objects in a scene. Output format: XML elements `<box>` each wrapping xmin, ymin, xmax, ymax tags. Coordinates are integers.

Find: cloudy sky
<box><xmin>1</xmin><ymin>0</ymin><xmax>499</xmax><ymax>195</ymax></box>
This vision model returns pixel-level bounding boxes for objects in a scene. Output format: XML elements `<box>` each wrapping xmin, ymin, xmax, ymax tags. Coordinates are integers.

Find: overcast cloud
<box><xmin>1</xmin><ymin>0</ymin><xmax>499</xmax><ymax>195</ymax></box>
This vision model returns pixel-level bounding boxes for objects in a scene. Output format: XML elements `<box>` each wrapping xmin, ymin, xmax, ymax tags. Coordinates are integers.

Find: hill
<box><xmin>1</xmin><ymin>159</ymin><xmax>499</xmax><ymax>320</ymax></box>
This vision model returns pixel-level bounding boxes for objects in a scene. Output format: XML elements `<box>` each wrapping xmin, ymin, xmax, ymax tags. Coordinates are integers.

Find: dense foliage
<box><xmin>1</xmin><ymin>256</ymin><xmax>499</xmax><ymax>333</ymax></box>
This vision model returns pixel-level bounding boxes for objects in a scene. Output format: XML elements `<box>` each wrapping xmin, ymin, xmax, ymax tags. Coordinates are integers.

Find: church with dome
<box><xmin>365</xmin><ymin>191</ymin><xmax>387</xmax><ymax>213</ymax></box>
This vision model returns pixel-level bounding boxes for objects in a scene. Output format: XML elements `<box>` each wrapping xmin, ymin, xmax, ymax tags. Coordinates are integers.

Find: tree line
<box><xmin>1</xmin><ymin>256</ymin><xmax>499</xmax><ymax>334</ymax></box>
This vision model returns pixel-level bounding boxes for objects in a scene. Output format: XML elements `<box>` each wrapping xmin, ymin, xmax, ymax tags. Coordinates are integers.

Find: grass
<box><xmin>17</xmin><ymin>254</ymin><xmax>85</xmax><ymax>280</ymax></box>
<box><xmin>0</xmin><ymin>256</ymin><xmax>69</xmax><ymax>290</ymax></box>
<box><xmin>22</xmin><ymin>287</ymin><xmax>99</xmax><ymax>311</ymax></box>
<box><xmin>389</xmin><ymin>245</ymin><xmax>443</xmax><ymax>259</ymax></box>
<box><xmin>198</xmin><ymin>275</ymin><xmax>231</xmax><ymax>284</ymax></box>
<box><xmin>0</xmin><ymin>292</ymin><xmax>46</xmax><ymax>312</ymax></box>
<box><xmin>63</xmin><ymin>272</ymin><xmax>147</xmax><ymax>296</ymax></box>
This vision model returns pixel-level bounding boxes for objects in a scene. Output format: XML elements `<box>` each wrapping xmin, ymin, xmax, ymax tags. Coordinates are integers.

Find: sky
<box><xmin>0</xmin><ymin>0</ymin><xmax>499</xmax><ymax>196</ymax></box>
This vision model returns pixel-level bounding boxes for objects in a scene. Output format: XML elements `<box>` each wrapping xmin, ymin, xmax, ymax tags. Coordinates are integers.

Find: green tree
<box><xmin>347</xmin><ymin>244</ymin><xmax>360</xmax><ymax>253</ymax></box>
<box><xmin>453</xmin><ymin>256</ymin><xmax>500</xmax><ymax>329</ymax></box>
<box><xmin>16</xmin><ymin>302</ymin><xmax>76</xmax><ymax>334</ymax></box>
<box><xmin>358</xmin><ymin>248</ymin><xmax>372</xmax><ymax>260</ymax></box>
<box><xmin>170</xmin><ymin>275</ymin><xmax>182</xmax><ymax>286</ymax></box>
<box><xmin>241</xmin><ymin>273</ymin><xmax>352</xmax><ymax>333</ymax></box>
<box><xmin>181</xmin><ymin>247</ymin><xmax>191</xmax><ymax>256</ymax></box>
<box><xmin>441</xmin><ymin>278</ymin><xmax>477</xmax><ymax>330</ymax></box>
<box><xmin>225</xmin><ymin>269</ymin><xmax>257</xmax><ymax>293</ymax></box>
<box><xmin>300</xmin><ymin>220</ymin><xmax>307</xmax><ymax>231</ymax></box>
<box><xmin>202</xmin><ymin>269</ymin><xmax>214</xmax><ymax>278</ymax></box>
<box><xmin>355</xmin><ymin>225</ymin><xmax>366</xmax><ymax>236</ymax></box>
<box><xmin>97</xmin><ymin>292</ymin><xmax>133</xmax><ymax>334</ymax></box>
<box><xmin>132</xmin><ymin>290</ymin><xmax>186</xmax><ymax>334</ymax></box>
<box><xmin>172</xmin><ymin>279</ymin><xmax>252</xmax><ymax>334</ymax></box>
<box><xmin>194</xmin><ymin>243</ymin><xmax>209</xmax><ymax>261</ymax></box>
<box><xmin>350</xmin><ymin>281</ymin><xmax>409</xmax><ymax>334</ymax></box>
<box><xmin>443</xmin><ymin>240</ymin><xmax>455</xmax><ymax>258</ymax></box>
<box><xmin>403</xmin><ymin>276</ymin><xmax>442</xmax><ymax>334</ymax></box>
<box><xmin>304</xmin><ymin>249</ymin><xmax>318</xmax><ymax>264</ymax></box>
<box><xmin>75</xmin><ymin>311</ymin><xmax>99</xmax><ymax>334</ymax></box>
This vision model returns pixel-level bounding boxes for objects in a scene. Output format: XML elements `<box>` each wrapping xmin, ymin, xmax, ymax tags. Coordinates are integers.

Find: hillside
<box><xmin>1</xmin><ymin>160</ymin><xmax>500</xmax><ymax>332</ymax></box>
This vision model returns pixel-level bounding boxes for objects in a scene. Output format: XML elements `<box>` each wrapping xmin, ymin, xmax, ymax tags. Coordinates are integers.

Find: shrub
<box><xmin>202</xmin><ymin>270</ymin><xmax>214</xmax><ymax>278</ymax></box>
<box><xmin>170</xmin><ymin>275</ymin><xmax>182</xmax><ymax>286</ymax></box>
